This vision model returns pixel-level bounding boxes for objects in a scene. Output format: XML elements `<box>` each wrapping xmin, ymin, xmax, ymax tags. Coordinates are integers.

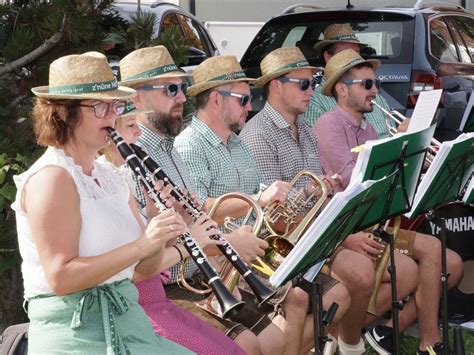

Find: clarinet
<box><xmin>106</xmin><ymin>127</ymin><xmax>244</xmax><ymax>319</ymax></box>
<box><xmin>130</xmin><ymin>143</ymin><xmax>276</xmax><ymax>306</ymax></box>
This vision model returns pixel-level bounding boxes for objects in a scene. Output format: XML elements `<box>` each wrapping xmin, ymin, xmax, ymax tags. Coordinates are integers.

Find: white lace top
<box><xmin>12</xmin><ymin>147</ymin><xmax>142</xmax><ymax>298</ymax></box>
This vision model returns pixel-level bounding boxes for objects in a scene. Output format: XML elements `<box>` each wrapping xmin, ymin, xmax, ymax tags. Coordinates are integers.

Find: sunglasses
<box><xmin>217</xmin><ymin>91</ymin><xmax>253</xmax><ymax>107</ymax></box>
<box><xmin>78</xmin><ymin>100</ymin><xmax>126</xmax><ymax>118</ymax></box>
<box><xmin>342</xmin><ymin>78</ymin><xmax>381</xmax><ymax>90</ymax></box>
<box><xmin>137</xmin><ymin>82</ymin><xmax>188</xmax><ymax>97</ymax></box>
<box><xmin>276</xmin><ymin>77</ymin><xmax>318</xmax><ymax>91</ymax></box>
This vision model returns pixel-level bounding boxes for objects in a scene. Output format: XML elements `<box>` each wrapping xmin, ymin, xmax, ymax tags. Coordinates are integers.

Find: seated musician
<box><xmin>119</xmin><ymin>45</ymin><xmax>287</xmax><ymax>355</ymax></box>
<box><xmin>98</xmin><ymin>104</ymin><xmax>246</xmax><ymax>354</ymax></box>
<box><xmin>174</xmin><ymin>54</ymin><xmax>351</xmax><ymax>355</ymax></box>
<box><xmin>314</xmin><ymin>48</ymin><xmax>464</xmax><ymax>355</ymax></box>
<box><xmin>12</xmin><ymin>52</ymin><xmax>192</xmax><ymax>354</ymax></box>
<box><xmin>239</xmin><ymin>47</ymin><xmax>419</xmax><ymax>355</ymax></box>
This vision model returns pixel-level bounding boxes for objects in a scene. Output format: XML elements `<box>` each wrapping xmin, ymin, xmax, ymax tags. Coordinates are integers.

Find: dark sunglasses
<box><xmin>342</xmin><ymin>78</ymin><xmax>381</xmax><ymax>90</ymax></box>
<box><xmin>137</xmin><ymin>82</ymin><xmax>188</xmax><ymax>97</ymax></box>
<box><xmin>276</xmin><ymin>77</ymin><xmax>318</xmax><ymax>91</ymax></box>
<box><xmin>78</xmin><ymin>100</ymin><xmax>126</xmax><ymax>118</ymax></box>
<box><xmin>217</xmin><ymin>91</ymin><xmax>252</xmax><ymax>107</ymax></box>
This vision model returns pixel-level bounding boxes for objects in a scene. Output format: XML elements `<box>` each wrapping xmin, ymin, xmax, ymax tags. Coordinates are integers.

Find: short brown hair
<box><xmin>31</xmin><ymin>98</ymin><xmax>81</xmax><ymax>147</ymax></box>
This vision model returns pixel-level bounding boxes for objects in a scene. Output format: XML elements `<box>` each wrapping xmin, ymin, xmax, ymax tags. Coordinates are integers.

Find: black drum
<box><xmin>409</xmin><ymin>202</ymin><xmax>474</xmax><ymax>322</ymax></box>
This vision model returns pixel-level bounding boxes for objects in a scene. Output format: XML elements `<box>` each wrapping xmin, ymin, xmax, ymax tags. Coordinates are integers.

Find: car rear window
<box><xmin>242</xmin><ymin>11</ymin><xmax>415</xmax><ymax>76</ymax></box>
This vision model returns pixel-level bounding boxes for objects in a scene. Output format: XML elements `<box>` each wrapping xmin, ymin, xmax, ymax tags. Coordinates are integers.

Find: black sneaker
<box><xmin>364</xmin><ymin>325</ymin><xmax>394</xmax><ymax>354</ymax></box>
<box><xmin>417</xmin><ymin>342</ymin><xmax>444</xmax><ymax>355</ymax></box>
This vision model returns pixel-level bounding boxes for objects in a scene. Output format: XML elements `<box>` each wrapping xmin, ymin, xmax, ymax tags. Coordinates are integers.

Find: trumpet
<box><xmin>130</xmin><ymin>143</ymin><xmax>276</xmax><ymax>309</ymax></box>
<box><xmin>370</xmin><ymin>99</ymin><xmax>441</xmax><ymax>162</ymax></box>
<box><xmin>106</xmin><ymin>127</ymin><xmax>244</xmax><ymax>319</ymax></box>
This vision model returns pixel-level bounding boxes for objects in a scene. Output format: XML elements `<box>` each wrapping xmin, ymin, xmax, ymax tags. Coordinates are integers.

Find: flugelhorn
<box><xmin>370</xmin><ymin>99</ymin><xmax>441</xmax><ymax>162</ymax></box>
<box><xmin>130</xmin><ymin>143</ymin><xmax>276</xmax><ymax>306</ymax></box>
<box><xmin>106</xmin><ymin>127</ymin><xmax>244</xmax><ymax>319</ymax></box>
<box><xmin>184</xmin><ymin>192</ymin><xmax>267</xmax><ymax>317</ymax></box>
<box><xmin>263</xmin><ymin>170</ymin><xmax>330</xmax><ymax>268</ymax></box>
<box><xmin>367</xmin><ymin>216</ymin><xmax>402</xmax><ymax>316</ymax></box>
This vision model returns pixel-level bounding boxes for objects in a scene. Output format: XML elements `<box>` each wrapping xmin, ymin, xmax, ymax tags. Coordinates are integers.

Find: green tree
<box><xmin>0</xmin><ymin>0</ymin><xmax>122</xmax><ymax>332</ymax></box>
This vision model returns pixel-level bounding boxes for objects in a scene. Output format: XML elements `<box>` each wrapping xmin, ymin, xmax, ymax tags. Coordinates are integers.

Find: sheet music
<box><xmin>408</xmin><ymin>89</ymin><xmax>443</xmax><ymax>133</ymax></box>
<box><xmin>460</xmin><ymin>93</ymin><xmax>474</xmax><ymax>132</ymax></box>
<box><xmin>462</xmin><ymin>168</ymin><xmax>474</xmax><ymax>204</ymax></box>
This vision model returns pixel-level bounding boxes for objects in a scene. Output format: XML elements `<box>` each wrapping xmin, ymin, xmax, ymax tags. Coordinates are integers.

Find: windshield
<box><xmin>242</xmin><ymin>11</ymin><xmax>415</xmax><ymax>75</ymax></box>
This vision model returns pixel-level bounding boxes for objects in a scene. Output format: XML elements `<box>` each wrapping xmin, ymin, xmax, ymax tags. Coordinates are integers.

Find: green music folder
<box><xmin>406</xmin><ymin>133</ymin><xmax>474</xmax><ymax>219</ymax></box>
<box><xmin>350</xmin><ymin>125</ymin><xmax>436</xmax><ymax>225</ymax></box>
<box><xmin>462</xmin><ymin>170</ymin><xmax>474</xmax><ymax>204</ymax></box>
<box><xmin>269</xmin><ymin>173</ymin><xmax>395</xmax><ymax>288</ymax></box>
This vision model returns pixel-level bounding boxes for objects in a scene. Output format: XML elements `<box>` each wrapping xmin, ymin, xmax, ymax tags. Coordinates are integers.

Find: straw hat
<box><xmin>187</xmin><ymin>55</ymin><xmax>254</xmax><ymax>97</ymax></box>
<box><xmin>313</xmin><ymin>23</ymin><xmax>368</xmax><ymax>54</ymax></box>
<box><xmin>254</xmin><ymin>47</ymin><xmax>322</xmax><ymax>87</ymax></box>
<box><xmin>322</xmin><ymin>49</ymin><xmax>380</xmax><ymax>97</ymax></box>
<box><xmin>120</xmin><ymin>101</ymin><xmax>152</xmax><ymax>118</ymax></box>
<box><xmin>119</xmin><ymin>46</ymin><xmax>190</xmax><ymax>86</ymax></box>
<box><xmin>31</xmin><ymin>52</ymin><xmax>136</xmax><ymax>100</ymax></box>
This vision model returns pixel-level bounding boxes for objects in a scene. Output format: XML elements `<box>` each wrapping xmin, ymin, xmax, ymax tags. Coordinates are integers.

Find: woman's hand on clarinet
<box><xmin>189</xmin><ymin>213</ymin><xmax>224</xmax><ymax>255</ymax></box>
<box><xmin>137</xmin><ymin>209</ymin><xmax>188</xmax><ymax>257</ymax></box>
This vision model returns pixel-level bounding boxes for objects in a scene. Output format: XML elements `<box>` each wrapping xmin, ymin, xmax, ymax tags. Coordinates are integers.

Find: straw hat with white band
<box><xmin>31</xmin><ymin>52</ymin><xmax>136</xmax><ymax>100</ymax></box>
<box><xmin>313</xmin><ymin>23</ymin><xmax>368</xmax><ymax>54</ymax></box>
<box><xmin>254</xmin><ymin>47</ymin><xmax>322</xmax><ymax>88</ymax></box>
<box><xmin>321</xmin><ymin>49</ymin><xmax>380</xmax><ymax>97</ymax></box>
<box><xmin>119</xmin><ymin>45</ymin><xmax>190</xmax><ymax>87</ymax></box>
<box><xmin>187</xmin><ymin>55</ymin><xmax>254</xmax><ymax>97</ymax></box>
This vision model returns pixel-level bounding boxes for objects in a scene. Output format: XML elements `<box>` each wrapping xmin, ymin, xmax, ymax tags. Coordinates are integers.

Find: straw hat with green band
<box><xmin>119</xmin><ymin>101</ymin><xmax>153</xmax><ymax>118</ymax></box>
<box><xmin>254</xmin><ymin>47</ymin><xmax>322</xmax><ymax>87</ymax></box>
<box><xmin>322</xmin><ymin>49</ymin><xmax>380</xmax><ymax>97</ymax></box>
<box><xmin>119</xmin><ymin>46</ymin><xmax>190</xmax><ymax>86</ymax></box>
<box><xmin>31</xmin><ymin>52</ymin><xmax>136</xmax><ymax>100</ymax></box>
<box><xmin>187</xmin><ymin>55</ymin><xmax>254</xmax><ymax>97</ymax></box>
<box><xmin>313</xmin><ymin>23</ymin><xmax>368</xmax><ymax>54</ymax></box>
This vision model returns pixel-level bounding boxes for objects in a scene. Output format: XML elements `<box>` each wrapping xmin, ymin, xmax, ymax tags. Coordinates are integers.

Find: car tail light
<box><xmin>408</xmin><ymin>70</ymin><xmax>442</xmax><ymax>108</ymax></box>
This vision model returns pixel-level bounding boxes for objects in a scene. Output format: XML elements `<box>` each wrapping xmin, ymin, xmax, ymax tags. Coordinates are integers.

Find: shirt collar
<box><xmin>264</xmin><ymin>102</ymin><xmax>305</xmax><ymax>130</ymax></box>
<box><xmin>334</xmin><ymin>105</ymin><xmax>368</xmax><ymax>130</ymax></box>
<box><xmin>191</xmin><ymin>116</ymin><xmax>241</xmax><ymax>148</ymax></box>
<box><xmin>138</xmin><ymin>124</ymin><xmax>175</xmax><ymax>153</ymax></box>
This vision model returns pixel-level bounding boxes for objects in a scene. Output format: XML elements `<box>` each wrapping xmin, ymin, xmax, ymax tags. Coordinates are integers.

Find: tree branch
<box><xmin>0</xmin><ymin>14</ymin><xmax>67</xmax><ymax>77</ymax></box>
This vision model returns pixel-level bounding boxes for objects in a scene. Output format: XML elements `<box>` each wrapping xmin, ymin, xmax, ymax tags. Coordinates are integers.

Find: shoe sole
<box><xmin>363</xmin><ymin>332</ymin><xmax>391</xmax><ymax>355</ymax></box>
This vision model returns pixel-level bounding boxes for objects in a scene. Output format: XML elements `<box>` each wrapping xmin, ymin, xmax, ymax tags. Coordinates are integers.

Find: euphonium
<box><xmin>106</xmin><ymin>127</ymin><xmax>244</xmax><ymax>319</ymax></box>
<box><xmin>367</xmin><ymin>216</ymin><xmax>402</xmax><ymax>316</ymax></box>
<box><xmin>130</xmin><ymin>143</ymin><xmax>276</xmax><ymax>308</ymax></box>
<box><xmin>263</xmin><ymin>170</ymin><xmax>330</xmax><ymax>268</ymax></box>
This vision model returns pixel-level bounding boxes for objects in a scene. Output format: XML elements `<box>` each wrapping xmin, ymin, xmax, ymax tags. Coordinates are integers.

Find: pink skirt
<box><xmin>137</xmin><ymin>275</ymin><xmax>245</xmax><ymax>355</ymax></box>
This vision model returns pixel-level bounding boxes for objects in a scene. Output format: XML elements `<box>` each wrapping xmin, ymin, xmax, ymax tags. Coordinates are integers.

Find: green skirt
<box><xmin>27</xmin><ymin>279</ymin><xmax>194</xmax><ymax>355</ymax></box>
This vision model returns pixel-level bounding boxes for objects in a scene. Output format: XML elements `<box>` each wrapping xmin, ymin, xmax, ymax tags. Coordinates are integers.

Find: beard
<box><xmin>148</xmin><ymin>105</ymin><xmax>184</xmax><ymax>137</ymax></box>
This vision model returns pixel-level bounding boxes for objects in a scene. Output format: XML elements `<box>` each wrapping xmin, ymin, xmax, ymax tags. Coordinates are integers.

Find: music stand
<box><xmin>350</xmin><ymin>125</ymin><xmax>436</xmax><ymax>354</ymax></box>
<box><xmin>406</xmin><ymin>133</ymin><xmax>474</xmax><ymax>355</ymax></box>
<box><xmin>269</xmin><ymin>173</ymin><xmax>396</xmax><ymax>354</ymax></box>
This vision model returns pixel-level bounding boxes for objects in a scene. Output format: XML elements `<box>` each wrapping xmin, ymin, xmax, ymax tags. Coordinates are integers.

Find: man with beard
<box><xmin>315</xmin><ymin>49</ymin><xmax>463</xmax><ymax>355</ymax></box>
<box><xmin>119</xmin><ymin>45</ymin><xmax>290</xmax><ymax>354</ymax></box>
<box><xmin>175</xmin><ymin>55</ymin><xmax>352</xmax><ymax>355</ymax></box>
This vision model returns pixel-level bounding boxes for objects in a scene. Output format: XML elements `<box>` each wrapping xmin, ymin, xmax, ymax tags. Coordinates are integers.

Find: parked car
<box><xmin>107</xmin><ymin>1</ymin><xmax>219</xmax><ymax>75</ymax></box>
<box><xmin>240</xmin><ymin>2</ymin><xmax>474</xmax><ymax>142</ymax></box>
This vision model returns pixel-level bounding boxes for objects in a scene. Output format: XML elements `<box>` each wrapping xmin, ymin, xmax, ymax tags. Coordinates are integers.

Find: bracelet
<box><xmin>173</xmin><ymin>245</ymin><xmax>183</xmax><ymax>262</ymax></box>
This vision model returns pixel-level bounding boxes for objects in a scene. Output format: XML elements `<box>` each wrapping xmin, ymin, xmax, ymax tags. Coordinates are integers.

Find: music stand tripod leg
<box><xmin>311</xmin><ymin>281</ymin><xmax>338</xmax><ymax>354</ymax></box>
<box><xmin>427</xmin><ymin>213</ymin><xmax>452</xmax><ymax>355</ymax></box>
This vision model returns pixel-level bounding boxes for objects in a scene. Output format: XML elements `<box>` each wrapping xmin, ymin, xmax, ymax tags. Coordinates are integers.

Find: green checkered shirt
<box><xmin>174</xmin><ymin>117</ymin><xmax>263</xmax><ymax>203</ymax></box>
<box><xmin>304</xmin><ymin>77</ymin><xmax>394</xmax><ymax>139</ymax></box>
